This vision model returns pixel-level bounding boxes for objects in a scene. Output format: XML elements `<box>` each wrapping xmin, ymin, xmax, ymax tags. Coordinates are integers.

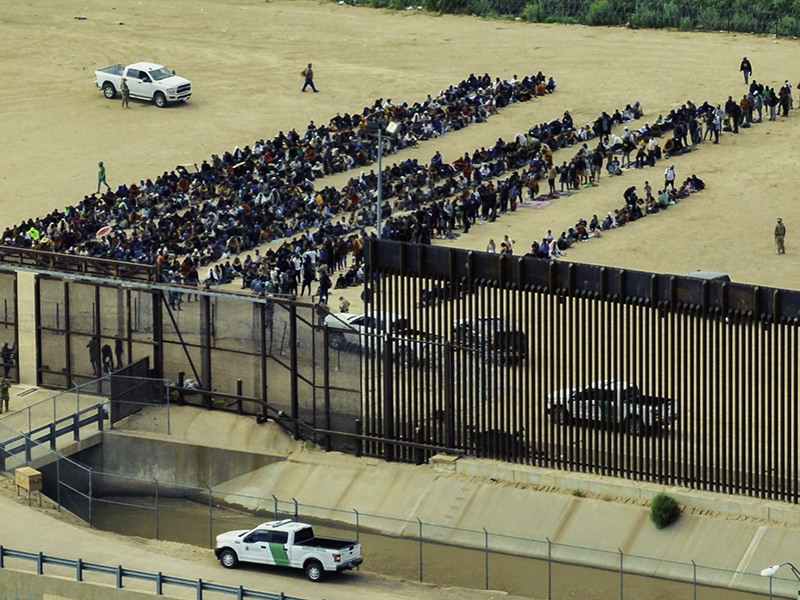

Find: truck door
<box><xmin>239</xmin><ymin>530</ymin><xmax>271</xmax><ymax>564</ymax></box>
<box><xmin>597</xmin><ymin>383</ymin><xmax>617</xmax><ymax>424</ymax></box>
<box><xmin>126</xmin><ymin>68</ymin><xmax>152</xmax><ymax>99</ymax></box>
<box><xmin>267</xmin><ymin>531</ymin><xmax>291</xmax><ymax>567</ymax></box>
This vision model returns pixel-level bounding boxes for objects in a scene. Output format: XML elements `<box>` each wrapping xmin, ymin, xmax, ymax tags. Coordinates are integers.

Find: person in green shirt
<box><xmin>97</xmin><ymin>161</ymin><xmax>111</xmax><ymax>193</ymax></box>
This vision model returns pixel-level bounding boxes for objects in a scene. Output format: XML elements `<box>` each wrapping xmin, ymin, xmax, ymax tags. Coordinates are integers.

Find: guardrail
<box><xmin>0</xmin><ymin>404</ymin><xmax>106</xmax><ymax>470</ymax></box>
<box><xmin>0</xmin><ymin>545</ymin><xmax>306</xmax><ymax>600</ymax></box>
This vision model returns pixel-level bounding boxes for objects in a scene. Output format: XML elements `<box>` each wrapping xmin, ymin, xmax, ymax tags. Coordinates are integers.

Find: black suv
<box><xmin>452</xmin><ymin>318</ymin><xmax>527</xmax><ymax>365</ymax></box>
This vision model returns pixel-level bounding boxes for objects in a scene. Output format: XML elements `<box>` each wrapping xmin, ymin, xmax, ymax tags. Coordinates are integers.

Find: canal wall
<box><xmin>46</xmin><ymin>406</ymin><xmax>800</xmax><ymax>597</ymax></box>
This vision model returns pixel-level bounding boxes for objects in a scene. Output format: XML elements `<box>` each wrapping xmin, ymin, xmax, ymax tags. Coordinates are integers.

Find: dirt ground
<box><xmin>2</xmin><ymin>0</ymin><xmax>800</xmax><ymax>294</ymax></box>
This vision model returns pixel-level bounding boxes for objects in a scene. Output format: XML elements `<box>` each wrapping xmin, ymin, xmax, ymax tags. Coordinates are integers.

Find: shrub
<box><xmin>679</xmin><ymin>17</ymin><xmax>693</xmax><ymax>30</ymax></box>
<box><xmin>521</xmin><ymin>3</ymin><xmax>541</xmax><ymax>21</ymax></box>
<box><xmin>586</xmin><ymin>0</ymin><xmax>618</xmax><ymax>25</ymax></box>
<box><xmin>650</xmin><ymin>493</ymin><xmax>680</xmax><ymax>529</ymax></box>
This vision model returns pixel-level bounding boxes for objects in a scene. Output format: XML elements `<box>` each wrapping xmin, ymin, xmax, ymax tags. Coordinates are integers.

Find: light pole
<box><xmin>364</xmin><ymin>120</ymin><xmax>398</xmax><ymax>239</ymax></box>
<box><xmin>760</xmin><ymin>562</ymin><xmax>800</xmax><ymax>599</ymax></box>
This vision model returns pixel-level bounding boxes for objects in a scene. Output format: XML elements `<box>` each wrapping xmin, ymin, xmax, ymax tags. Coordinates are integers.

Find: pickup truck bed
<box><xmin>97</xmin><ymin>65</ymin><xmax>124</xmax><ymax>77</ymax></box>
<box><xmin>297</xmin><ymin>537</ymin><xmax>356</xmax><ymax>551</ymax></box>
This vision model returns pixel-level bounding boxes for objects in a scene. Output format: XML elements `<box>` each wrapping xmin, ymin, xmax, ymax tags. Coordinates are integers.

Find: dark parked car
<box><xmin>452</xmin><ymin>318</ymin><xmax>527</xmax><ymax>365</ymax></box>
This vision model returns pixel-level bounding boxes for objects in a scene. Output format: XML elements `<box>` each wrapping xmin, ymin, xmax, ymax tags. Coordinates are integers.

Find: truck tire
<box><xmin>102</xmin><ymin>82</ymin><xmax>117</xmax><ymax>100</ymax></box>
<box><xmin>154</xmin><ymin>92</ymin><xmax>167</xmax><ymax>108</ymax></box>
<box><xmin>553</xmin><ymin>405</ymin><xmax>571</xmax><ymax>426</ymax></box>
<box><xmin>304</xmin><ymin>560</ymin><xmax>324</xmax><ymax>582</ymax></box>
<box><xmin>329</xmin><ymin>331</ymin><xmax>346</xmax><ymax>350</ymax></box>
<box><xmin>626</xmin><ymin>415</ymin><xmax>645</xmax><ymax>437</ymax></box>
<box><xmin>219</xmin><ymin>549</ymin><xmax>239</xmax><ymax>569</ymax></box>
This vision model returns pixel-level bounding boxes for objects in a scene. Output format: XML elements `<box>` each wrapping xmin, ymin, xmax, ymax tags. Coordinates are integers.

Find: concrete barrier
<box><xmin>0</xmin><ymin>569</ymin><xmax>151</xmax><ymax>600</ymax></box>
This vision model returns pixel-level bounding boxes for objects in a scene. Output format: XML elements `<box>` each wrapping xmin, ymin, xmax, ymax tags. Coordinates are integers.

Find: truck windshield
<box><xmin>149</xmin><ymin>67</ymin><xmax>173</xmax><ymax>81</ymax></box>
<box><xmin>293</xmin><ymin>527</ymin><xmax>314</xmax><ymax>545</ymax></box>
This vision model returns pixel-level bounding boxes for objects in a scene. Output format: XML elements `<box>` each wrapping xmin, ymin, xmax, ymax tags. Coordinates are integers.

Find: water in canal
<box><xmin>88</xmin><ymin>496</ymin><xmax>778</xmax><ymax>600</ymax></box>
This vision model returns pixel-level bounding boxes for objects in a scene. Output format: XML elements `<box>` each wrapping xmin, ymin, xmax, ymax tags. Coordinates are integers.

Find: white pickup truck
<box><xmin>214</xmin><ymin>520</ymin><xmax>363</xmax><ymax>582</ymax></box>
<box><xmin>94</xmin><ymin>62</ymin><xmax>191</xmax><ymax>108</ymax></box>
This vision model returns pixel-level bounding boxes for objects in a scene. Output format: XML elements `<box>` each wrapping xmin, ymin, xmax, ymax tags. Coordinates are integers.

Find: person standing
<box><xmin>97</xmin><ymin>161</ymin><xmax>111</xmax><ymax>193</ymax></box>
<box><xmin>775</xmin><ymin>218</ymin><xmax>786</xmax><ymax>255</ymax></box>
<box><xmin>740</xmin><ymin>57</ymin><xmax>752</xmax><ymax>85</ymax></box>
<box><xmin>114</xmin><ymin>338</ymin><xmax>124</xmax><ymax>369</ymax></box>
<box><xmin>120</xmin><ymin>77</ymin><xmax>130</xmax><ymax>108</ymax></box>
<box><xmin>87</xmin><ymin>338</ymin><xmax>100</xmax><ymax>376</ymax></box>
<box><xmin>301</xmin><ymin>63</ymin><xmax>318</xmax><ymax>93</ymax></box>
<box><xmin>0</xmin><ymin>376</ymin><xmax>9</xmax><ymax>414</ymax></box>
<box><xmin>664</xmin><ymin>165</ymin><xmax>676</xmax><ymax>190</ymax></box>
<box><xmin>0</xmin><ymin>342</ymin><xmax>13</xmax><ymax>378</ymax></box>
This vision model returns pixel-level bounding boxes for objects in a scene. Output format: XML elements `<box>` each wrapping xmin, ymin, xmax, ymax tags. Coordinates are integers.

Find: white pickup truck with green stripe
<box><xmin>214</xmin><ymin>520</ymin><xmax>363</xmax><ymax>582</ymax></box>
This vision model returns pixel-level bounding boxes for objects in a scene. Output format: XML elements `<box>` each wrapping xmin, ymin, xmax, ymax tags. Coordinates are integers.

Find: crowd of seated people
<box><xmin>8</xmin><ymin>72</ymin><xmax>786</xmax><ymax>307</ymax></box>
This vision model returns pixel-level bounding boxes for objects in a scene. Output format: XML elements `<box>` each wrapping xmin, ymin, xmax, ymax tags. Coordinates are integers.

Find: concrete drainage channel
<box><xmin>29</xmin><ymin>433</ymin><xmax>776</xmax><ymax>600</ymax></box>
<box><xmin>87</xmin><ymin>496</ymin><xmax>774</xmax><ymax>600</ymax></box>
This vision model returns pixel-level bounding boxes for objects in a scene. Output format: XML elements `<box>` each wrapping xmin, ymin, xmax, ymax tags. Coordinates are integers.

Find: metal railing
<box><xmin>0</xmin><ymin>545</ymin><xmax>305</xmax><ymax>600</ymax></box>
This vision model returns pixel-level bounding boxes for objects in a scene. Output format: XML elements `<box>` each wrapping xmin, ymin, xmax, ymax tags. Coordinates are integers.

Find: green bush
<box><xmin>679</xmin><ymin>16</ymin><xmax>693</xmax><ymax>30</ymax></box>
<box><xmin>586</xmin><ymin>0</ymin><xmax>618</xmax><ymax>25</ymax></box>
<box><xmin>521</xmin><ymin>3</ymin><xmax>542</xmax><ymax>21</ymax></box>
<box><xmin>650</xmin><ymin>493</ymin><xmax>680</xmax><ymax>529</ymax></box>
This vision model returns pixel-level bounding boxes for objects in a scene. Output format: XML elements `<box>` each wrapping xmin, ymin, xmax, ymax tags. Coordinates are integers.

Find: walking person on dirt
<box><xmin>740</xmin><ymin>57</ymin><xmax>752</xmax><ymax>85</ymax></box>
<box><xmin>0</xmin><ymin>376</ymin><xmax>10</xmax><ymax>414</ymax></box>
<box><xmin>120</xmin><ymin>77</ymin><xmax>130</xmax><ymax>108</ymax></box>
<box><xmin>775</xmin><ymin>218</ymin><xmax>786</xmax><ymax>255</ymax></box>
<box><xmin>301</xmin><ymin>63</ymin><xmax>318</xmax><ymax>93</ymax></box>
<box><xmin>96</xmin><ymin>161</ymin><xmax>111</xmax><ymax>193</ymax></box>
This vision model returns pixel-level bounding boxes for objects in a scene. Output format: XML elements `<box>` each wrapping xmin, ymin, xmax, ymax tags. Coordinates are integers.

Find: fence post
<box><xmin>355</xmin><ymin>418</ymin><xmax>362</xmax><ymax>457</ymax></box>
<box><xmin>547</xmin><ymin>537</ymin><xmax>552</xmax><ymax>600</ymax></box>
<box><xmin>292</xmin><ymin>498</ymin><xmax>298</xmax><ymax>522</ymax></box>
<box><xmin>88</xmin><ymin>468</ymin><xmax>93</xmax><ymax>528</ymax></box>
<box><xmin>116</xmin><ymin>565</ymin><xmax>123</xmax><ymax>588</ymax></box>
<box><xmin>692</xmin><ymin>559</ymin><xmax>697</xmax><ymax>600</ymax></box>
<box><xmin>237</xmin><ymin>585</ymin><xmax>244</xmax><ymax>600</ymax></box>
<box><xmin>237</xmin><ymin>380</ymin><xmax>243</xmax><ymax>416</ymax></box>
<box><xmin>24</xmin><ymin>433</ymin><xmax>31</xmax><ymax>464</ymax></box>
<box><xmin>49</xmin><ymin>423</ymin><xmax>56</xmax><ymax>450</ymax></box>
<box><xmin>0</xmin><ymin>545</ymin><xmax>4</xmax><ymax>569</ymax></box>
<box><xmin>618</xmin><ymin>548</ymin><xmax>623</xmax><ymax>600</ymax></box>
<box><xmin>483</xmin><ymin>528</ymin><xmax>489</xmax><ymax>590</ymax></box>
<box><xmin>37</xmin><ymin>552</ymin><xmax>43</xmax><ymax>575</ymax></box>
<box><xmin>273</xmin><ymin>495</ymin><xmax>279</xmax><ymax>520</ymax></box>
<box><xmin>196</xmin><ymin>578</ymin><xmax>203</xmax><ymax>600</ymax></box>
<box><xmin>56</xmin><ymin>455</ymin><xmax>61</xmax><ymax>511</ymax></box>
<box><xmin>73</xmin><ymin>413</ymin><xmax>80</xmax><ymax>442</ymax></box>
<box><xmin>97</xmin><ymin>404</ymin><xmax>104</xmax><ymax>432</ymax></box>
<box><xmin>354</xmin><ymin>509</ymin><xmax>360</xmax><ymax>543</ymax></box>
<box><xmin>154</xmin><ymin>478</ymin><xmax>160</xmax><ymax>540</ymax></box>
<box><xmin>165</xmin><ymin>380</ymin><xmax>171</xmax><ymax>436</ymax></box>
<box><xmin>417</xmin><ymin>518</ymin><xmax>423</xmax><ymax>583</ymax></box>
<box><xmin>76</xmin><ymin>557</ymin><xmax>82</xmax><ymax>582</ymax></box>
<box><xmin>156</xmin><ymin>571</ymin><xmax>163</xmax><ymax>595</ymax></box>
<box><xmin>207</xmin><ymin>486</ymin><xmax>213</xmax><ymax>549</ymax></box>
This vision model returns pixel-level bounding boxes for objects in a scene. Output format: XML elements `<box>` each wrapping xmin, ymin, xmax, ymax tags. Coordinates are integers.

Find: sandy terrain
<box><xmin>2</xmin><ymin>0</ymin><xmax>800</xmax><ymax>294</ymax></box>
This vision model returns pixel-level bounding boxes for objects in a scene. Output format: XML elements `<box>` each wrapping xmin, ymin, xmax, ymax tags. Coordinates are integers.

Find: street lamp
<box><xmin>364</xmin><ymin>120</ymin><xmax>399</xmax><ymax>239</ymax></box>
<box><xmin>760</xmin><ymin>562</ymin><xmax>800</xmax><ymax>599</ymax></box>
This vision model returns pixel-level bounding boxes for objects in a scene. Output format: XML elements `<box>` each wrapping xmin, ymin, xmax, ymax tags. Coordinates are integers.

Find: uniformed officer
<box><xmin>0</xmin><ymin>376</ymin><xmax>10</xmax><ymax>414</ymax></box>
<box><xmin>775</xmin><ymin>218</ymin><xmax>786</xmax><ymax>255</ymax></box>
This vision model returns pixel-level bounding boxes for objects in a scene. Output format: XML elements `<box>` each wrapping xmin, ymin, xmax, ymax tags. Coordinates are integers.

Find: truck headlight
<box><xmin>166</xmin><ymin>87</ymin><xmax>177</xmax><ymax>94</ymax></box>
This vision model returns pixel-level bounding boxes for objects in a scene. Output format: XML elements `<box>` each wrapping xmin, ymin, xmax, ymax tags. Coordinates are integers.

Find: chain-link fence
<box><xmin>1</xmin><ymin>406</ymin><xmax>796</xmax><ymax>600</ymax></box>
